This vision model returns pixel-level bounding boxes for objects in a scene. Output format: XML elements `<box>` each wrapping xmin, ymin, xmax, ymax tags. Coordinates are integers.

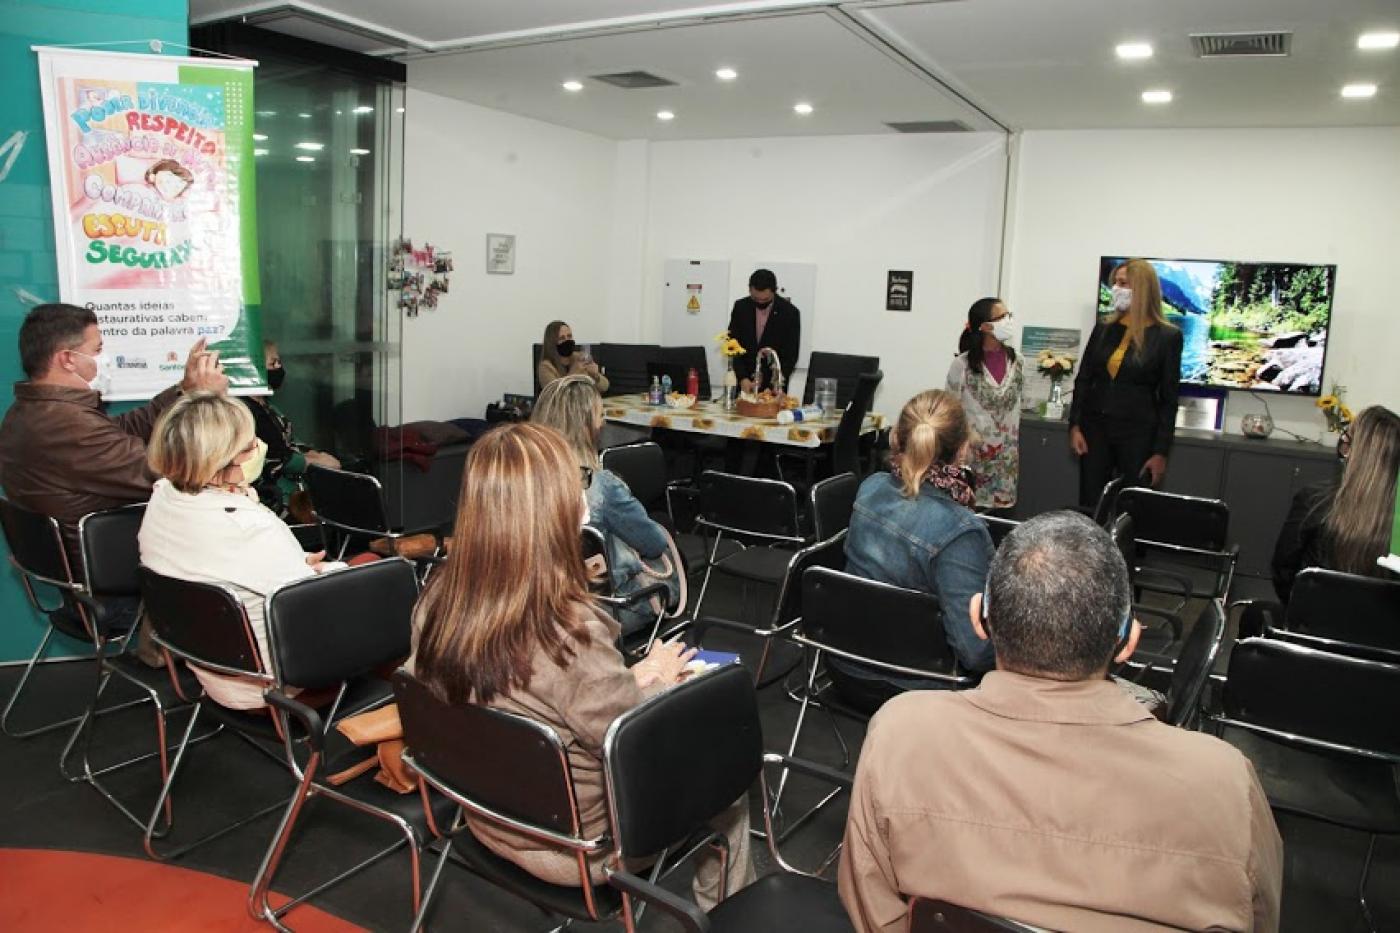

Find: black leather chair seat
<box><xmin>1223</xmin><ymin>727</ymin><xmax>1400</xmax><ymax>833</ymax></box>
<box><xmin>712</xmin><ymin>546</ymin><xmax>797</xmax><ymax>586</ymax></box>
<box><xmin>447</xmin><ymin>829</ymin><xmax>622</xmax><ymax>921</ymax></box>
<box><xmin>198</xmin><ymin>676</ymin><xmax>394</xmax><ymax>744</ymax></box>
<box><xmin>707</xmin><ymin>871</ymin><xmax>855</xmax><ymax>932</ymax></box>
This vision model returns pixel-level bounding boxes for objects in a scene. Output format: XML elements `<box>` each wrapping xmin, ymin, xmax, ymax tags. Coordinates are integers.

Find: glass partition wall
<box><xmin>195</xmin><ymin>25</ymin><xmax>406</xmax><ymax>520</ymax></box>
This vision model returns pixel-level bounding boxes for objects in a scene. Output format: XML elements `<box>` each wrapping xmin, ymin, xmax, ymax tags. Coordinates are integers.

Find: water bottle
<box><xmin>661</xmin><ymin>373</ymin><xmax>673</xmax><ymax>398</ymax></box>
<box><xmin>686</xmin><ymin>367</ymin><xmax>700</xmax><ymax>398</ymax></box>
<box><xmin>648</xmin><ymin>376</ymin><xmax>663</xmax><ymax>405</ymax></box>
<box><xmin>776</xmin><ymin>405</ymin><xmax>825</xmax><ymax>425</ymax></box>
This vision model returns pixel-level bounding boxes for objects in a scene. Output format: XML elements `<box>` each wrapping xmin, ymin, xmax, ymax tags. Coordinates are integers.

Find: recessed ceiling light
<box><xmin>562</xmin><ymin>80</ymin><xmax>584</xmax><ymax>92</ymax></box>
<box><xmin>656</xmin><ymin>110</ymin><xmax>675</xmax><ymax>121</ymax></box>
<box><xmin>298</xmin><ymin>112</ymin><xmax>311</xmax><ymax>119</ymax></box>
<box><xmin>1341</xmin><ymin>83</ymin><xmax>1378</xmax><ymax>99</ymax></box>
<box><xmin>252</xmin><ymin>133</ymin><xmax>268</xmax><ymax>141</ymax></box>
<box><xmin>793</xmin><ymin>102</ymin><xmax>814</xmax><ymax>115</ymax></box>
<box><xmin>350</xmin><ymin>148</ymin><xmax>370</xmax><ymax>155</ymax></box>
<box><xmin>253</xmin><ymin>148</ymin><xmax>269</xmax><ymax>157</ymax></box>
<box><xmin>1141</xmin><ymin>89</ymin><xmax>1173</xmax><ymax>104</ymax></box>
<box><xmin>353</xmin><ymin>105</ymin><xmax>374</xmax><ymax>114</ymax></box>
<box><xmin>294</xmin><ymin>142</ymin><xmax>324</xmax><ymax>151</ymax></box>
<box><xmin>1115</xmin><ymin>42</ymin><xmax>1154</xmax><ymax>60</ymax></box>
<box><xmin>335</xmin><ymin>110</ymin><xmax>342</xmax><ymax>115</ymax></box>
<box><xmin>295</xmin><ymin>156</ymin><xmax>315</xmax><ymax>163</ymax></box>
<box><xmin>715</xmin><ymin>67</ymin><xmax>738</xmax><ymax>81</ymax></box>
<box><xmin>1358</xmin><ymin>32</ymin><xmax>1399</xmax><ymax>50</ymax></box>
<box><xmin>396</xmin><ymin>107</ymin><xmax>405</xmax><ymax>114</ymax></box>
<box><xmin>255</xmin><ymin>110</ymin><xmax>277</xmax><ymax>117</ymax></box>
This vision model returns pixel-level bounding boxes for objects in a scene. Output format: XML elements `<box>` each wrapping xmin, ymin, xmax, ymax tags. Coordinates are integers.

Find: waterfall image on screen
<box><xmin>1097</xmin><ymin>257</ymin><xmax>1336</xmax><ymax>395</ymax></box>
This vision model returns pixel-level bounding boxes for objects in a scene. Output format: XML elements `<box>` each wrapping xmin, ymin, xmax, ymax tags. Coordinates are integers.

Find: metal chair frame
<box><xmin>582</xmin><ymin>524</ymin><xmax>689</xmax><ymax>656</ymax></box>
<box><xmin>305</xmin><ymin>464</ymin><xmax>445</xmax><ymax>566</ymax></box>
<box><xmin>1113</xmin><ymin>487</ymin><xmax>1239</xmax><ymax>607</ymax></box>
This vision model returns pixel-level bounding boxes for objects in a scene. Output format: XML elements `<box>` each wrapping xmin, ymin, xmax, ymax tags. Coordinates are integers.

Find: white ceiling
<box><xmin>190</xmin><ymin>0</ymin><xmax>1400</xmax><ymax>136</ymax></box>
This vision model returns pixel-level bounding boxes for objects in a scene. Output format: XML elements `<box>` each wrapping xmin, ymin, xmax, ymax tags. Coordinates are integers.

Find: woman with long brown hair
<box><xmin>1069</xmin><ymin>259</ymin><xmax>1184</xmax><ymax>507</ymax></box>
<box><xmin>1273</xmin><ymin>405</ymin><xmax>1400</xmax><ymax>601</ymax></box>
<box><xmin>536</xmin><ymin>320</ymin><xmax>608</xmax><ymax>394</ymax></box>
<box><xmin>410</xmin><ymin>422</ymin><xmax>752</xmax><ymax>907</ymax></box>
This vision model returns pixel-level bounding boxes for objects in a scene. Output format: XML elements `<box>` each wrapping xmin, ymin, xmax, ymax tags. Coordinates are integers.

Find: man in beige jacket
<box><xmin>839</xmin><ymin>510</ymin><xmax>1282</xmax><ymax>932</ymax></box>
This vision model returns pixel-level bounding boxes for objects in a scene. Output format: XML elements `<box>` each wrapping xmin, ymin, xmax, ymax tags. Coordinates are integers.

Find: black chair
<box><xmin>810</xmin><ymin>472</ymin><xmax>858</xmax><ymax>541</ymax></box>
<box><xmin>908</xmin><ymin>897</ymin><xmax>1039</xmax><ymax>932</ymax></box>
<box><xmin>595</xmin><ymin>342</ymin><xmax>662</xmax><ymax>396</ymax></box>
<box><xmin>659</xmin><ymin>345</ymin><xmax>712</xmax><ymax>399</ymax></box>
<box><xmin>582</xmin><ymin>525</ymin><xmax>688</xmax><ymax>655</ymax></box>
<box><xmin>602</xmin><ymin>663</ymin><xmax>856</xmax><ymax>933</ymax></box>
<box><xmin>247</xmin><ymin>558</ymin><xmax>451</xmax><ymax>928</ymax></box>
<box><xmin>1269</xmin><ymin>568</ymin><xmax>1400</xmax><ymax>664</ymax></box>
<box><xmin>778</xmin><ymin>370</ymin><xmax>883</xmax><ymax>486</ymax></box>
<box><xmin>1092</xmin><ymin>475</ymin><xmax>1127</xmax><ymax>527</ymax></box>
<box><xmin>979</xmin><ymin>514</ymin><xmax>1019</xmax><ymax>548</ymax></box>
<box><xmin>802</xmin><ymin>351</ymin><xmax>881</xmax><ymax>410</ymax></box>
<box><xmin>1161</xmin><ymin>599</ymin><xmax>1226</xmax><ymax>728</ymax></box>
<box><xmin>395</xmin><ymin>669</ymin><xmax>624</xmax><ymax>930</ymax></box>
<box><xmin>1109</xmin><ymin>512</ymin><xmax>1188</xmax><ymax>671</ymax></box>
<box><xmin>0</xmin><ymin>499</ymin><xmax>195</xmax><ymax>832</ymax></box>
<box><xmin>1210</xmin><ymin>638</ymin><xmax>1400</xmax><ymax>931</ymax></box>
<box><xmin>1113</xmin><ymin>486</ymin><xmax>1238</xmax><ymax>606</ymax></box>
<box><xmin>305</xmin><ymin>463</ymin><xmax>445</xmax><ymax>564</ymax></box>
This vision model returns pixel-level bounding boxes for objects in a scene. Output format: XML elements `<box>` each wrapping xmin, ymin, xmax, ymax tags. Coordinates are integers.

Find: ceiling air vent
<box><xmin>590</xmin><ymin>71</ymin><xmax>677</xmax><ymax>89</ymax></box>
<box><xmin>1190</xmin><ymin>31</ymin><xmax>1292</xmax><ymax>58</ymax></box>
<box><xmin>884</xmin><ymin>120</ymin><xmax>971</xmax><ymax>133</ymax></box>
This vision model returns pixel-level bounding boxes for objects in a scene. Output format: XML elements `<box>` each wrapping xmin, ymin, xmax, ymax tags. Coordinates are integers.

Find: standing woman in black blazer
<box><xmin>1069</xmin><ymin>259</ymin><xmax>1183</xmax><ymax>507</ymax></box>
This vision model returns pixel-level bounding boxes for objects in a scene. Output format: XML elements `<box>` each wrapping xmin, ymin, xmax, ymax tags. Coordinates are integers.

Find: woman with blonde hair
<box><xmin>410</xmin><ymin>422</ymin><xmax>752</xmax><ymax>907</ymax></box>
<box><xmin>536</xmin><ymin>320</ymin><xmax>608</xmax><ymax>394</ymax></box>
<box><xmin>836</xmin><ymin>389</ymin><xmax>996</xmax><ymax>707</ymax></box>
<box><xmin>1273</xmin><ymin>405</ymin><xmax>1400</xmax><ymax>601</ymax></box>
<box><xmin>532</xmin><ymin>375</ymin><xmax>681</xmax><ymax>637</ymax></box>
<box><xmin>138</xmin><ymin>391</ymin><xmax>339</xmax><ymax>709</ymax></box>
<box><xmin>1069</xmin><ymin>259</ymin><xmax>1184</xmax><ymax>507</ymax></box>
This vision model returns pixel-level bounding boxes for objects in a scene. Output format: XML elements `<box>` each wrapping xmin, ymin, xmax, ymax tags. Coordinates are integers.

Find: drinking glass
<box><xmin>815</xmin><ymin>377</ymin><xmax>839</xmax><ymax>416</ymax></box>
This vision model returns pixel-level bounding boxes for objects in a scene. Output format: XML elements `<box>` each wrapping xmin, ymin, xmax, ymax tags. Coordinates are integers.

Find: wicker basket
<box><xmin>735</xmin><ymin>397</ymin><xmax>785</xmax><ymax>419</ymax></box>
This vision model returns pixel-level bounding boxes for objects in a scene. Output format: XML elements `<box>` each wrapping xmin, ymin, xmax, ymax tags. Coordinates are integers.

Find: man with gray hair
<box><xmin>838</xmin><ymin>510</ymin><xmax>1282</xmax><ymax>932</ymax></box>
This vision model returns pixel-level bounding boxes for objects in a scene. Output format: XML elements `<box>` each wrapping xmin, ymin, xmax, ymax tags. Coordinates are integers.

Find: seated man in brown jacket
<box><xmin>0</xmin><ymin>303</ymin><xmax>228</xmax><ymax>654</ymax></box>
<box><xmin>839</xmin><ymin>510</ymin><xmax>1283</xmax><ymax>933</ymax></box>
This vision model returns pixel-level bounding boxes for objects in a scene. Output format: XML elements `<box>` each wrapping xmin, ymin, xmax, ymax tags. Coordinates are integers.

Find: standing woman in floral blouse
<box><xmin>946</xmin><ymin>297</ymin><xmax>1023</xmax><ymax>511</ymax></box>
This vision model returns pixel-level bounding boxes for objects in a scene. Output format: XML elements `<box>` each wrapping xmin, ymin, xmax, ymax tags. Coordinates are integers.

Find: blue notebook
<box><xmin>687</xmin><ymin>649</ymin><xmax>742</xmax><ymax>672</ymax></box>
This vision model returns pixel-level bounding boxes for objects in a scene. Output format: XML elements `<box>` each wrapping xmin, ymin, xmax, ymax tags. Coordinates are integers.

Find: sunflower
<box><xmin>1316</xmin><ymin>395</ymin><xmax>1338</xmax><ymax>411</ymax></box>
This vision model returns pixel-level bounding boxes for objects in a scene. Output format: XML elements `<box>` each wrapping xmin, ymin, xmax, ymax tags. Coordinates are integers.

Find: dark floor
<box><xmin>1</xmin><ymin>570</ymin><xmax>1396</xmax><ymax>932</ymax></box>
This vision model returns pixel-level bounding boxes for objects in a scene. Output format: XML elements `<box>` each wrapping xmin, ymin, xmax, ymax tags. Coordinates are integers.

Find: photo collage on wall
<box><xmin>389</xmin><ymin>237</ymin><xmax>453</xmax><ymax>316</ymax></box>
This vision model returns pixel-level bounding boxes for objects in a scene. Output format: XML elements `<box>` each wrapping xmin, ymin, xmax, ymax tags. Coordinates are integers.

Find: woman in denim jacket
<box><xmin>532</xmin><ymin>375</ymin><xmax>680</xmax><ymax>636</ymax></box>
<box><xmin>834</xmin><ymin>389</ymin><xmax>996</xmax><ymax>710</ymax></box>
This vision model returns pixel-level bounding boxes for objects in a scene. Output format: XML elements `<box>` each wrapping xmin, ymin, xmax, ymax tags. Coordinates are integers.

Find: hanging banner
<box><xmin>34</xmin><ymin>47</ymin><xmax>264</xmax><ymax>400</ymax></box>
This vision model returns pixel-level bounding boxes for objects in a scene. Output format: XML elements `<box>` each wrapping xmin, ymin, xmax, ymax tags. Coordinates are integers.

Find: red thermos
<box><xmin>686</xmin><ymin>367</ymin><xmax>700</xmax><ymax>397</ymax></box>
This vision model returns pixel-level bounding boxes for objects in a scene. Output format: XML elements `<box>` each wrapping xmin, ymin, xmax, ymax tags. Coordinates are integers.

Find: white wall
<box><xmin>634</xmin><ymin>132</ymin><xmax>1010</xmax><ymax>416</ymax></box>
<box><xmin>1006</xmin><ymin>127</ymin><xmax>1400</xmax><ymax>442</ymax></box>
<box><xmin>400</xmin><ymin>89</ymin><xmax>619</xmax><ymax>422</ymax></box>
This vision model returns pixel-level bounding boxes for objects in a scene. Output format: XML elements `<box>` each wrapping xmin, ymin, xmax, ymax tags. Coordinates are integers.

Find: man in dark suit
<box><xmin>727</xmin><ymin>268</ymin><xmax>801</xmax><ymax>393</ymax></box>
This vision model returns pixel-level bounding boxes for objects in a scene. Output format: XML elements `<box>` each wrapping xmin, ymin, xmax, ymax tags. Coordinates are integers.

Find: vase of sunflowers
<box><xmin>715</xmin><ymin>331</ymin><xmax>746</xmax><ymax>410</ymax></box>
<box><xmin>1316</xmin><ymin>382</ymin><xmax>1354</xmax><ymax>438</ymax></box>
<box><xmin>1037</xmin><ymin>349</ymin><xmax>1076</xmax><ymax>420</ymax></box>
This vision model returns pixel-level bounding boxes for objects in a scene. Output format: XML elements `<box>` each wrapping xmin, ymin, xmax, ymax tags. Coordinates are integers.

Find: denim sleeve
<box><xmin>595</xmin><ymin>471</ymin><xmax>669</xmax><ymax>558</ymax></box>
<box><xmin>930</xmin><ymin>524</ymin><xmax>996</xmax><ymax>671</ymax></box>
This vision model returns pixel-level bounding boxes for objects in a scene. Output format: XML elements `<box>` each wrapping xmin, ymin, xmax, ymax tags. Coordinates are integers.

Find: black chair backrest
<box><xmin>264</xmin><ymin>558</ymin><xmax>417</xmax><ymax>690</ymax></box>
<box><xmin>909</xmin><ymin>897</ymin><xmax>1038</xmax><ymax>932</ymax></box>
<box><xmin>594</xmin><ymin>343</ymin><xmax>661</xmax><ymax>396</ymax></box>
<box><xmin>770</xmin><ymin>532</ymin><xmax>846</xmax><ymax>630</ymax></box>
<box><xmin>980</xmin><ymin>515</ymin><xmax>1019</xmax><ymax>548</ymax></box>
<box><xmin>811</xmin><ymin>472</ymin><xmax>858</xmax><ymax>540</ymax></box>
<box><xmin>600</xmin><ymin>442</ymin><xmax>667</xmax><ymax>509</ymax></box>
<box><xmin>1092</xmin><ymin>475</ymin><xmax>1127</xmax><ymax>527</ymax></box>
<box><xmin>78</xmin><ymin>504</ymin><xmax>145</xmax><ymax>598</ymax></box>
<box><xmin>603</xmin><ymin>664</ymin><xmax>762</xmax><ymax>859</ymax></box>
<box><xmin>1282</xmin><ymin>568</ymin><xmax>1400</xmax><ymax>662</ymax></box>
<box><xmin>394</xmin><ymin>669</ymin><xmax>580</xmax><ymax>835</ymax></box>
<box><xmin>0</xmin><ymin>496</ymin><xmax>73</xmax><ymax>586</ymax></box>
<box><xmin>305</xmin><ymin>464</ymin><xmax>390</xmax><ymax>535</ymax></box>
<box><xmin>1222</xmin><ymin>638</ymin><xmax>1400</xmax><ymax>758</ymax></box>
<box><xmin>1116</xmin><ymin>487</ymin><xmax>1229</xmax><ymax>552</ymax></box>
<box><xmin>697</xmin><ymin>470</ymin><xmax>802</xmax><ymax>541</ymax></box>
<box><xmin>580</xmin><ymin>525</ymin><xmax>612</xmax><ymax>596</ymax></box>
<box><xmin>657</xmin><ymin>345</ymin><xmax>711</xmax><ymax>398</ymax></box>
<box><xmin>803</xmin><ymin>351</ymin><xmax>881</xmax><ymax>408</ymax></box>
<box><xmin>831</xmin><ymin>370</ymin><xmax>882</xmax><ymax>477</ymax></box>
<box><xmin>139</xmin><ymin>566</ymin><xmax>261</xmax><ymax>673</ymax></box>
<box><xmin>1165</xmin><ymin>600</ymin><xmax>1226</xmax><ymax>727</ymax></box>
<box><xmin>803</xmin><ymin>566</ymin><xmax>965</xmax><ymax>679</ymax></box>
<box><xmin>1109</xmin><ymin>512</ymin><xmax>1137</xmax><ymax>587</ymax></box>
<box><xmin>532</xmin><ymin>342</ymin><xmax>543</xmax><ymax>395</ymax></box>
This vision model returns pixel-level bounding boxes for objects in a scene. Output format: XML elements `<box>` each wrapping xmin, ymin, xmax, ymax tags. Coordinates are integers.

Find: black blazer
<box><xmin>1271</xmin><ymin>480</ymin><xmax>1337</xmax><ymax>603</ymax></box>
<box><xmin>1069</xmin><ymin>320</ymin><xmax>1183</xmax><ymax>455</ymax></box>
<box><xmin>726</xmin><ymin>295</ymin><xmax>801</xmax><ymax>387</ymax></box>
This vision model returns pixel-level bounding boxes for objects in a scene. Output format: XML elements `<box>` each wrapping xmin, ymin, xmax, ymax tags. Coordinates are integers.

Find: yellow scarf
<box><xmin>1106</xmin><ymin>327</ymin><xmax>1133</xmax><ymax>379</ymax></box>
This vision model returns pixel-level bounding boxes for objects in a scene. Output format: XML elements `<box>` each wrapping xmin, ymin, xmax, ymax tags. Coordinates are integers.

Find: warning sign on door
<box><xmin>686</xmin><ymin>283</ymin><xmax>702</xmax><ymax>313</ymax></box>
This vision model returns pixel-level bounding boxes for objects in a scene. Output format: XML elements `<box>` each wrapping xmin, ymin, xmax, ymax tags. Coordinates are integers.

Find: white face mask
<box><xmin>72</xmin><ymin>350</ymin><xmax>112</xmax><ymax>394</ymax></box>
<box><xmin>1111</xmin><ymin>285</ymin><xmax>1132</xmax><ymax>313</ymax></box>
<box><xmin>990</xmin><ymin>318</ymin><xmax>1018</xmax><ymax>347</ymax></box>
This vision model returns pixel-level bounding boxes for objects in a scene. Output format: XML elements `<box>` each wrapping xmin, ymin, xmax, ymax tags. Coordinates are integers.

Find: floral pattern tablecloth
<box><xmin>602</xmin><ymin>394</ymin><xmax>884</xmax><ymax>449</ymax></box>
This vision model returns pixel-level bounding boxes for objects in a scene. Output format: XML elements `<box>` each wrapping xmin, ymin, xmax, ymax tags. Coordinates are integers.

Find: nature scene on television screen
<box><xmin>1097</xmin><ymin>257</ymin><xmax>1335</xmax><ymax>394</ymax></box>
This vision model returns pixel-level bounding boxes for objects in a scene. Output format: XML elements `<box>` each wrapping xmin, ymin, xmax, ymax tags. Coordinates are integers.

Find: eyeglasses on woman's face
<box><xmin>580</xmin><ymin>465</ymin><xmax>593</xmax><ymax>489</ymax></box>
<box><xmin>1337</xmin><ymin>427</ymin><xmax>1352</xmax><ymax>461</ymax></box>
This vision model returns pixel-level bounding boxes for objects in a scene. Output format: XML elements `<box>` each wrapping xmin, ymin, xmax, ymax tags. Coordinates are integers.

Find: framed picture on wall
<box><xmin>486</xmin><ymin>233</ymin><xmax>515</xmax><ymax>274</ymax></box>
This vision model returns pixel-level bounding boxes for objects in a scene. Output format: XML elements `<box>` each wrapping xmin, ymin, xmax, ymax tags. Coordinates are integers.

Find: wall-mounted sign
<box><xmin>886</xmin><ymin>270</ymin><xmax>913</xmax><ymax>311</ymax></box>
<box><xmin>486</xmin><ymin>233</ymin><xmax>515</xmax><ymax>274</ymax></box>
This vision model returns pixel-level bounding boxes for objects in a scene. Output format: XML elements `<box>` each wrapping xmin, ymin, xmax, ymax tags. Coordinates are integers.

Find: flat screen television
<box><xmin>1096</xmin><ymin>257</ymin><xmax>1337</xmax><ymax>396</ymax></box>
